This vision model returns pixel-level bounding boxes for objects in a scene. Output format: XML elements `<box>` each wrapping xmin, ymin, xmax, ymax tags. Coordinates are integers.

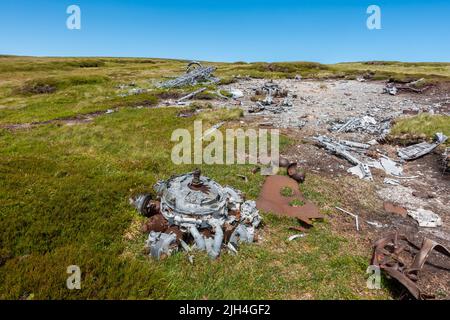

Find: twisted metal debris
<box><xmin>314</xmin><ymin>135</ymin><xmax>373</xmax><ymax>181</ymax></box>
<box><xmin>159</xmin><ymin>61</ymin><xmax>219</xmax><ymax>88</ymax></box>
<box><xmin>131</xmin><ymin>169</ymin><xmax>261</xmax><ymax>260</ymax></box>
<box><xmin>371</xmin><ymin>233</ymin><xmax>450</xmax><ymax>299</ymax></box>
<box><xmin>398</xmin><ymin>132</ymin><xmax>448</xmax><ymax>161</ymax></box>
<box><xmin>329</xmin><ymin>116</ymin><xmax>391</xmax><ymax>136</ymax></box>
<box><xmin>249</xmin><ymin>81</ymin><xmax>292</xmax><ymax>114</ymax></box>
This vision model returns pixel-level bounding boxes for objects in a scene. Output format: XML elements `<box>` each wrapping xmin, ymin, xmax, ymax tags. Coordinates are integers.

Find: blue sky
<box><xmin>1</xmin><ymin>0</ymin><xmax>449</xmax><ymax>63</ymax></box>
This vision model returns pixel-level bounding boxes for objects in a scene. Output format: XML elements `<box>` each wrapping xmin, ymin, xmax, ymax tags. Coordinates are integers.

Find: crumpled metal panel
<box><xmin>159</xmin><ymin>62</ymin><xmax>218</xmax><ymax>88</ymax></box>
<box><xmin>398</xmin><ymin>133</ymin><xmax>448</xmax><ymax>161</ymax></box>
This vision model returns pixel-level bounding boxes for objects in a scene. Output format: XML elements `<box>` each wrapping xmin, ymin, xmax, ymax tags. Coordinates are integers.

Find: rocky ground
<box><xmin>218</xmin><ymin>78</ymin><xmax>450</xmax><ymax>298</ymax></box>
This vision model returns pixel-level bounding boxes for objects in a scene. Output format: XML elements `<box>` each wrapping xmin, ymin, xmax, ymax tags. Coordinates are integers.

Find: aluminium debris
<box><xmin>314</xmin><ymin>135</ymin><xmax>405</xmax><ymax>180</ymax></box>
<box><xmin>335</xmin><ymin>207</ymin><xmax>360</xmax><ymax>231</ymax></box>
<box><xmin>330</xmin><ymin>116</ymin><xmax>391</xmax><ymax>136</ymax></box>
<box><xmin>176</xmin><ymin>87</ymin><xmax>207</xmax><ymax>104</ymax></box>
<box><xmin>229</xmin><ymin>88</ymin><xmax>244</xmax><ymax>99</ymax></box>
<box><xmin>288</xmin><ymin>234</ymin><xmax>305</xmax><ymax>241</ymax></box>
<box><xmin>314</xmin><ymin>135</ymin><xmax>373</xmax><ymax>181</ymax></box>
<box><xmin>398</xmin><ymin>133</ymin><xmax>448</xmax><ymax>161</ymax></box>
<box><xmin>159</xmin><ymin>62</ymin><xmax>219</xmax><ymax>88</ymax></box>
<box><xmin>369</xmin><ymin>156</ymin><xmax>403</xmax><ymax>176</ymax></box>
<box><xmin>407</xmin><ymin>208</ymin><xmax>442</xmax><ymax>228</ymax></box>
<box><xmin>249</xmin><ymin>81</ymin><xmax>292</xmax><ymax>114</ymax></box>
<box><xmin>383</xmin><ymin>79</ymin><xmax>430</xmax><ymax>96</ymax></box>
<box><xmin>384</xmin><ymin>178</ymin><xmax>401</xmax><ymax>186</ymax></box>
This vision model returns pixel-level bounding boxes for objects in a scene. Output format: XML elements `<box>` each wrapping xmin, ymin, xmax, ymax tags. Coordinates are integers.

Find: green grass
<box><xmin>333</xmin><ymin>61</ymin><xmax>450</xmax><ymax>80</ymax></box>
<box><xmin>0</xmin><ymin>105</ymin><xmax>389</xmax><ymax>300</ymax></box>
<box><xmin>280</xmin><ymin>187</ymin><xmax>294</xmax><ymax>197</ymax></box>
<box><xmin>390</xmin><ymin>114</ymin><xmax>450</xmax><ymax>144</ymax></box>
<box><xmin>3</xmin><ymin>55</ymin><xmax>433</xmax><ymax>300</ymax></box>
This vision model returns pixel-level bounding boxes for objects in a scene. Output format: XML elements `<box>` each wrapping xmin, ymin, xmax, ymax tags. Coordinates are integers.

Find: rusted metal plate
<box><xmin>383</xmin><ymin>202</ymin><xmax>408</xmax><ymax>217</ymax></box>
<box><xmin>256</xmin><ymin>175</ymin><xmax>323</xmax><ymax>225</ymax></box>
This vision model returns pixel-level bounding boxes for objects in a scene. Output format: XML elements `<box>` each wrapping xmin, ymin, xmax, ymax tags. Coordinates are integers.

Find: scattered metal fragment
<box><xmin>131</xmin><ymin>169</ymin><xmax>262</xmax><ymax>260</ymax></box>
<box><xmin>398</xmin><ymin>133</ymin><xmax>448</xmax><ymax>161</ymax></box>
<box><xmin>383</xmin><ymin>202</ymin><xmax>408</xmax><ymax>217</ymax></box>
<box><xmin>394</xmin><ymin>175</ymin><xmax>419</xmax><ymax>180</ymax></box>
<box><xmin>371</xmin><ymin>232</ymin><xmax>450</xmax><ymax>299</ymax></box>
<box><xmin>197</xmin><ymin>122</ymin><xmax>225</xmax><ymax>141</ymax></box>
<box><xmin>330</xmin><ymin>116</ymin><xmax>391</xmax><ymax>135</ymax></box>
<box><xmin>117</xmin><ymin>86</ymin><xmax>147</xmax><ymax>97</ymax></box>
<box><xmin>146</xmin><ymin>231</ymin><xmax>178</xmax><ymax>260</ymax></box>
<box><xmin>335</xmin><ymin>207</ymin><xmax>360</xmax><ymax>231</ymax></box>
<box><xmin>288</xmin><ymin>234</ymin><xmax>305</xmax><ymax>241</ymax></box>
<box><xmin>347</xmin><ymin>163</ymin><xmax>373</xmax><ymax>181</ymax></box>
<box><xmin>176</xmin><ymin>87</ymin><xmax>207</xmax><ymax>104</ymax></box>
<box><xmin>256</xmin><ymin>175</ymin><xmax>323</xmax><ymax>226</ymax></box>
<box><xmin>314</xmin><ymin>135</ymin><xmax>373</xmax><ymax>181</ymax></box>
<box><xmin>249</xmin><ymin>81</ymin><xmax>292</xmax><ymax>114</ymax></box>
<box><xmin>159</xmin><ymin>62</ymin><xmax>218</xmax><ymax>88</ymax></box>
<box><xmin>384</xmin><ymin>79</ymin><xmax>430</xmax><ymax>95</ymax></box>
<box><xmin>369</xmin><ymin>156</ymin><xmax>403</xmax><ymax>176</ymax></box>
<box><xmin>229</xmin><ymin>88</ymin><xmax>244</xmax><ymax>99</ymax></box>
<box><xmin>407</xmin><ymin>208</ymin><xmax>442</xmax><ymax>228</ymax></box>
<box><xmin>366</xmin><ymin>221</ymin><xmax>386</xmax><ymax>228</ymax></box>
<box><xmin>383</xmin><ymin>84</ymin><xmax>398</xmax><ymax>96</ymax></box>
<box><xmin>384</xmin><ymin>178</ymin><xmax>401</xmax><ymax>186</ymax></box>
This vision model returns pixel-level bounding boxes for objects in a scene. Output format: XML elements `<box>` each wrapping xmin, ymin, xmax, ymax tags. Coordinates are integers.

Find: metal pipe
<box><xmin>189</xmin><ymin>226</ymin><xmax>206</xmax><ymax>250</ymax></box>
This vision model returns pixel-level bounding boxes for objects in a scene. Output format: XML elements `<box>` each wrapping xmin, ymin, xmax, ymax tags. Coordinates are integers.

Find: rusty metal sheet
<box><xmin>383</xmin><ymin>202</ymin><xmax>408</xmax><ymax>217</ymax></box>
<box><xmin>256</xmin><ymin>175</ymin><xmax>323</xmax><ymax>225</ymax></box>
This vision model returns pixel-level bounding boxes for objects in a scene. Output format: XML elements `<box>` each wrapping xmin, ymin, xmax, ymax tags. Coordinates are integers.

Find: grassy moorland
<box><xmin>1</xmin><ymin>56</ymin><xmax>448</xmax><ymax>299</ymax></box>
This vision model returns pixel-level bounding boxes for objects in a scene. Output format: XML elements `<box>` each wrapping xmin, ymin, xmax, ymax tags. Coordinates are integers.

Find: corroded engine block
<box><xmin>131</xmin><ymin>169</ymin><xmax>261</xmax><ymax>260</ymax></box>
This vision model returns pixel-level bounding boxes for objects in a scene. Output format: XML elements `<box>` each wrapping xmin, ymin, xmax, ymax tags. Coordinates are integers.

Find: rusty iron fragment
<box><xmin>383</xmin><ymin>202</ymin><xmax>408</xmax><ymax>217</ymax></box>
<box><xmin>256</xmin><ymin>175</ymin><xmax>323</xmax><ymax>226</ymax></box>
<box><xmin>371</xmin><ymin>233</ymin><xmax>450</xmax><ymax>299</ymax></box>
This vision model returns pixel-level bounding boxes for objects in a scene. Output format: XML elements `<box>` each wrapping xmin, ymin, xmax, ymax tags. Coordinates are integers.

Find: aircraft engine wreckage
<box><xmin>131</xmin><ymin>169</ymin><xmax>262</xmax><ymax>260</ymax></box>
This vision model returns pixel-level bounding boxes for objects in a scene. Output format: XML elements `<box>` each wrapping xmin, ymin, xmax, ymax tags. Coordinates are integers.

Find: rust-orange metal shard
<box><xmin>256</xmin><ymin>175</ymin><xmax>323</xmax><ymax>225</ymax></box>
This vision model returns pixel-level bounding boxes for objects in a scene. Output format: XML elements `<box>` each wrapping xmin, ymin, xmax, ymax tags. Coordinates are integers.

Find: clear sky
<box><xmin>1</xmin><ymin>0</ymin><xmax>449</xmax><ymax>63</ymax></box>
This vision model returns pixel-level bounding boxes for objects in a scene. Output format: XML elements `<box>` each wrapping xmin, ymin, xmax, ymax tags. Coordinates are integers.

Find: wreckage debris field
<box><xmin>0</xmin><ymin>57</ymin><xmax>449</xmax><ymax>300</ymax></box>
